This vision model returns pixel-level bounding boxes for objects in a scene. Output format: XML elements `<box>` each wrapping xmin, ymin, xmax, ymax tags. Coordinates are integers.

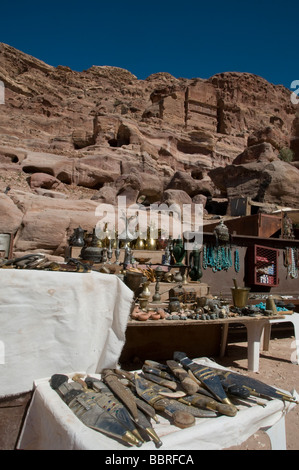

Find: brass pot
<box><xmin>163</xmin><ymin>272</ymin><xmax>173</xmax><ymax>283</ymax></box>
<box><xmin>169</xmin><ymin>297</ymin><xmax>181</xmax><ymax>312</ymax></box>
<box><xmin>146</xmin><ymin>238</ymin><xmax>157</xmax><ymax>250</ymax></box>
<box><xmin>124</xmin><ymin>271</ymin><xmax>143</xmax><ymax>296</ymax></box>
<box><xmin>135</xmin><ymin>237</ymin><xmax>145</xmax><ymax>250</ymax></box>
<box><xmin>197</xmin><ymin>296</ymin><xmax>207</xmax><ymax>308</ymax></box>
<box><xmin>231</xmin><ymin>287</ymin><xmax>251</xmax><ymax>308</ymax></box>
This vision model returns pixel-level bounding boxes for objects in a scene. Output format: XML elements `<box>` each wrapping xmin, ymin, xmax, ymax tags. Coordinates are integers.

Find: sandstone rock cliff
<box><xmin>0</xmin><ymin>43</ymin><xmax>297</xmax><ymax>257</ymax></box>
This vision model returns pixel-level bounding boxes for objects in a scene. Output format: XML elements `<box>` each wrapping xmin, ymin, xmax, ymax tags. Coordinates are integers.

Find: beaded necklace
<box><xmin>288</xmin><ymin>248</ymin><xmax>298</xmax><ymax>279</ymax></box>
<box><xmin>234</xmin><ymin>248</ymin><xmax>240</xmax><ymax>273</ymax></box>
<box><xmin>203</xmin><ymin>220</ymin><xmax>240</xmax><ymax>273</ymax></box>
<box><xmin>203</xmin><ymin>244</ymin><xmax>239</xmax><ymax>273</ymax></box>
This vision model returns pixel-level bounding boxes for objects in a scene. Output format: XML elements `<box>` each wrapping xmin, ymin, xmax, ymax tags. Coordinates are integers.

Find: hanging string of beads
<box><xmin>288</xmin><ymin>248</ymin><xmax>298</xmax><ymax>279</ymax></box>
<box><xmin>282</xmin><ymin>213</ymin><xmax>298</xmax><ymax>279</ymax></box>
<box><xmin>202</xmin><ymin>219</ymin><xmax>240</xmax><ymax>273</ymax></box>
<box><xmin>202</xmin><ymin>244</ymin><xmax>239</xmax><ymax>272</ymax></box>
<box><xmin>234</xmin><ymin>248</ymin><xmax>240</xmax><ymax>272</ymax></box>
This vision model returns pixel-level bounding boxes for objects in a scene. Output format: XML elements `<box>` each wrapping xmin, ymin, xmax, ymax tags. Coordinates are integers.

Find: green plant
<box><xmin>278</xmin><ymin>147</ymin><xmax>294</xmax><ymax>162</ymax></box>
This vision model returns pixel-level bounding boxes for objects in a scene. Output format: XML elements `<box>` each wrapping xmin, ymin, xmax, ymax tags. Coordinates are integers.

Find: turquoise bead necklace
<box><xmin>203</xmin><ymin>244</ymin><xmax>240</xmax><ymax>273</ymax></box>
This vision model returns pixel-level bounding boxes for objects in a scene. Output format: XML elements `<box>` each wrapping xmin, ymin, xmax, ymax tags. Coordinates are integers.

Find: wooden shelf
<box><xmin>127</xmin><ymin>314</ymin><xmax>283</xmax><ymax>327</ymax></box>
<box><xmin>247</xmin><ymin>245</ymin><xmax>279</xmax><ymax>287</ymax></box>
<box><xmin>202</xmin><ymin>232</ymin><xmax>299</xmax><ymax>249</ymax></box>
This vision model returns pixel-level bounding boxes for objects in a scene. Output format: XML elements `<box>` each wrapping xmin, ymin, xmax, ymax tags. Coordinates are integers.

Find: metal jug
<box><xmin>70</xmin><ymin>226</ymin><xmax>85</xmax><ymax>247</ymax></box>
<box><xmin>189</xmin><ymin>247</ymin><xmax>203</xmax><ymax>282</ymax></box>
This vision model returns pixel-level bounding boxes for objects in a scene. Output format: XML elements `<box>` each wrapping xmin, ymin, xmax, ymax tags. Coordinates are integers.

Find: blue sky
<box><xmin>0</xmin><ymin>0</ymin><xmax>297</xmax><ymax>89</ymax></box>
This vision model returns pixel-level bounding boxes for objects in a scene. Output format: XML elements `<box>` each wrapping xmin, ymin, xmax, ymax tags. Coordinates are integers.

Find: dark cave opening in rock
<box><xmin>108</xmin><ymin>124</ymin><xmax>131</xmax><ymax>148</ymax></box>
<box><xmin>108</xmin><ymin>138</ymin><xmax>118</xmax><ymax>147</ymax></box>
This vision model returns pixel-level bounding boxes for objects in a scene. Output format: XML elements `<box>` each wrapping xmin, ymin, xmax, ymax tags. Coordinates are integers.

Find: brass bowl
<box><xmin>134</xmin><ymin>257</ymin><xmax>151</xmax><ymax>264</ymax></box>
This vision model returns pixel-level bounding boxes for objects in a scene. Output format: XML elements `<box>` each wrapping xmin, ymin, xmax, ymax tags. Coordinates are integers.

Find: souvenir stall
<box><xmin>1</xmin><ymin>215</ymin><xmax>299</xmax><ymax>450</ymax></box>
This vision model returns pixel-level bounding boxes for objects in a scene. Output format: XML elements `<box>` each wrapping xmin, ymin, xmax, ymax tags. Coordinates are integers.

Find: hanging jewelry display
<box><xmin>202</xmin><ymin>244</ymin><xmax>233</xmax><ymax>272</ymax></box>
<box><xmin>282</xmin><ymin>212</ymin><xmax>298</xmax><ymax>279</ymax></box>
<box><xmin>202</xmin><ymin>219</ymin><xmax>239</xmax><ymax>273</ymax></box>
<box><xmin>234</xmin><ymin>248</ymin><xmax>240</xmax><ymax>273</ymax></box>
<box><xmin>282</xmin><ymin>213</ymin><xmax>295</xmax><ymax>240</ymax></box>
<box><xmin>289</xmin><ymin>248</ymin><xmax>298</xmax><ymax>279</ymax></box>
<box><xmin>214</xmin><ymin>220</ymin><xmax>230</xmax><ymax>244</ymax></box>
<box><xmin>284</xmin><ymin>247</ymin><xmax>298</xmax><ymax>279</ymax></box>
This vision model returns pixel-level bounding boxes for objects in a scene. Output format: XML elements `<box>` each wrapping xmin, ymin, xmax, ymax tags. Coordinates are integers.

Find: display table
<box><xmin>219</xmin><ymin>316</ymin><xmax>269</xmax><ymax>372</ymax></box>
<box><xmin>220</xmin><ymin>314</ymin><xmax>298</xmax><ymax>372</ymax></box>
<box><xmin>16</xmin><ymin>357</ymin><xmax>298</xmax><ymax>450</ymax></box>
<box><xmin>127</xmin><ymin>315</ymin><xmax>278</xmax><ymax>372</ymax></box>
<box><xmin>261</xmin><ymin>312</ymin><xmax>299</xmax><ymax>365</ymax></box>
<box><xmin>0</xmin><ymin>269</ymin><xmax>133</xmax><ymax>397</ymax></box>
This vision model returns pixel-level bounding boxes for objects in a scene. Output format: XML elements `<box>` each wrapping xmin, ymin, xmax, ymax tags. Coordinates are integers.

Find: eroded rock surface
<box><xmin>0</xmin><ymin>43</ymin><xmax>298</xmax><ymax>256</ymax></box>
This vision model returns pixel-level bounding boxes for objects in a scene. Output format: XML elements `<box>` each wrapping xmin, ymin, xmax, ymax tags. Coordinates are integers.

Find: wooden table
<box><xmin>126</xmin><ymin>314</ymin><xmax>281</xmax><ymax>372</ymax></box>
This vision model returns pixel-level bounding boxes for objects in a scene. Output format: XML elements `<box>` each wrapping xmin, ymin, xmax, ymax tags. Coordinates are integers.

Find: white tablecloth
<box><xmin>17</xmin><ymin>358</ymin><xmax>298</xmax><ymax>450</ymax></box>
<box><xmin>0</xmin><ymin>269</ymin><xmax>133</xmax><ymax>397</ymax></box>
